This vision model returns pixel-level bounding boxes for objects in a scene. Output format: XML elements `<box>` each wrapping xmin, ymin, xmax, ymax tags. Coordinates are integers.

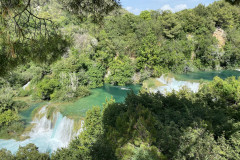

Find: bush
<box><xmin>0</xmin><ymin>110</ymin><xmax>19</xmax><ymax>127</ymax></box>
<box><xmin>0</xmin><ymin>87</ymin><xmax>14</xmax><ymax>112</ymax></box>
<box><xmin>51</xmin><ymin>85</ymin><xmax>90</xmax><ymax>102</ymax></box>
<box><xmin>36</xmin><ymin>77</ymin><xmax>60</xmax><ymax>100</ymax></box>
<box><xmin>106</xmin><ymin>56</ymin><xmax>135</xmax><ymax>86</ymax></box>
<box><xmin>0</xmin><ymin>121</ymin><xmax>25</xmax><ymax>139</ymax></box>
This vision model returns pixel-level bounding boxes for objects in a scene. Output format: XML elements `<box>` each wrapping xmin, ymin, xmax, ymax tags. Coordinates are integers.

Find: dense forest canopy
<box><xmin>1</xmin><ymin>0</ymin><xmax>240</xmax><ymax>159</ymax></box>
<box><xmin>0</xmin><ymin>0</ymin><xmax>120</xmax><ymax>75</ymax></box>
<box><xmin>0</xmin><ymin>0</ymin><xmax>239</xmax><ymax>76</ymax></box>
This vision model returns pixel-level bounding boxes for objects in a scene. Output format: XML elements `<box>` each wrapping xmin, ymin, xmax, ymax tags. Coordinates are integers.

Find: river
<box><xmin>1</xmin><ymin>70</ymin><xmax>239</xmax><ymax>154</ymax></box>
<box><xmin>0</xmin><ymin>84</ymin><xmax>141</xmax><ymax>154</ymax></box>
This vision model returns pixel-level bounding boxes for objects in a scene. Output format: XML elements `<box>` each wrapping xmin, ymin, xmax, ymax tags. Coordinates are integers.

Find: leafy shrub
<box><xmin>51</xmin><ymin>85</ymin><xmax>90</xmax><ymax>102</ymax></box>
<box><xmin>106</xmin><ymin>56</ymin><xmax>135</xmax><ymax>86</ymax></box>
<box><xmin>0</xmin><ymin>87</ymin><xmax>14</xmax><ymax>112</ymax></box>
<box><xmin>0</xmin><ymin>121</ymin><xmax>25</xmax><ymax>140</ymax></box>
<box><xmin>36</xmin><ymin>77</ymin><xmax>60</xmax><ymax>100</ymax></box>
<box><xmin>0</xmin><ymin>110</ymin><xmax>19</xmax><ymax>127</ymax></box>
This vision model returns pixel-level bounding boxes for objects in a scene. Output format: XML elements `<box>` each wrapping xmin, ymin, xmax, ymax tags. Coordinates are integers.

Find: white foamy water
<box><xmin>153</xmin><ymin>75</ymin><xmax>200</xmax><ymax>95</ymax></box>
<box><xmin>23</xmin><ymin>82</ymin><xmax>31</xmax><ymax>90</ymax></box>
<box><xmin>0</xmin><ymin>106</ymin><xmax>83</xmax><ymax>154</ymax></box>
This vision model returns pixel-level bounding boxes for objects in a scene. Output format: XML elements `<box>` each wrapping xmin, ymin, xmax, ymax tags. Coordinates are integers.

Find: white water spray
<box><xmin>0</xmin><ymin>105</ymin><xmax>83</xmax><ymax>154</ymax></box>
<box><xmin>153</xmin><ymin>75</ymin><xmax>200</xmax><ymax>95</ymax></box>
<box><xmin>23</xmin><ymin>82</ymin><xmax>31</xmax><ymax>90</ymax></box>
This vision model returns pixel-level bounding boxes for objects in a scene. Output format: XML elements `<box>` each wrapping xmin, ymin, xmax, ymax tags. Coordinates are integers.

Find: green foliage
<box><xmin>160</xmin><ymin>12</ymin><xmax>183</xmax><ymax>39</ymax></box>
<box><xmin>222</xmin><ymin>28</ymin><xmax>240</xmax><ymax>67</ymax></box>
<box><xmin>174</xmin><ymin>127</ymin><xmax>225</xmax><ymax>160</ymax></box>
<box><xmin>0</xmin><ymin>149</ymin><xmax>15</xmax><ymax>160</ymax></box>
<box><xmin>0</xmin><ymin>144</ymin><xmax>50</xmax><ymax>160</ymax></box>
<box><xmin>226</xmin><ymin>0</ymin><xmax>240</xmax><ymax>5</ymax></box>
<box><xmin>136</xmin><ymin>30</ymin><xmax>159</xmax><ymax>70</ymax></box>
<box><xmin>116</xmin><ymin>143</ymin><xmax>166</xmax><ymax>160</ymax></box>
<box><xmin>140</xmin><ymin>11</ymin><xmax>152</xmax><ymax>20</ymax></box>
<box><xmin>0</xmin><ymin>110</ymin><xmax>19</xmax><ymax>127</ymax></box>
<box><xmin>0</xmin><ymin>121</ymin><xmax>25</xmax><ymax>140</ymax></box>
<box><xmin>16</xmin><ymin>144</ymin><xmax>50</xmax><ymax>160</ymax></box>
<box><xmin>18</xmin><ymin>88</ymin><xmax>32</xmax><ymax>97</ymax></box>
<box><xmin>0</xmin><ymin>23</ymin><xmax>69</xmax><ymax>76</ymax></box>
<box><xmin>86</xmin><ymin>63</ymin><xmax>105</xmax><ymax>88</ymax></box>
<box><xmin>0</xmin><ymin>86</ymin><xmax>14</xmax><ymax>112</ymax></box>
<box><xmin>209</xmin><ymin>1</ymin><xmax>235</xmax><ymax>28</ymax></box>
<box><xmin>106</xmin><ymin>56</ymin><xmax>135</xmax><ymax>85</ymax></box>
<box><xmin>52</xmin><ymin>77</ymin><xmax>240</xmax><ymax>159</ymax></box>
<box><xmin>2</xmin><ymin>1</ymin><xmax>240</xmax><ymax>159</ymax></box>
<box><xmin>60</xmin><ymin>0</ymin><xmax>120</xmax><ymax>23</ymax></box>
<box><xmin>36</xmin><ymin>77</ymin><xmax>60</xmax><ymax>100</ymax></box>
<box><xmin>194</xmin><ymin>34</ymin><xmax>219</xmax><ymax>69</ymax></box>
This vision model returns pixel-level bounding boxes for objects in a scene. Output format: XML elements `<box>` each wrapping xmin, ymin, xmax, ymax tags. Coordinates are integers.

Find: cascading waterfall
<box><xmin>153</xmin><ymin>75</ymin><xmax>200</xmax><ymax>95</ymax></box>
<box><xmin>0</xmin><ymin>105</ymin><xmax>83</xmax><ymax>154</ymax></box>
<box><xmin>22</xmin><ymin>81</ymin><xmax>31</xmax><ymax>90</ymax></box>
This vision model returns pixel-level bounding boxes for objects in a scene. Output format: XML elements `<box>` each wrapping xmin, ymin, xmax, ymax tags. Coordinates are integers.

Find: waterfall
<box><xmin>0</xmin><ymin>105</ymin><xmax>83</xmax><ymax>154</ymax></box>
<box><xmin>52</xmin><ymin>115</ymin><xmax>74</xmax><ymax>147</ymax></box>
<box><xmin>153</xmin><ymin>75</ymin><xmax>200</xmax><ymax>95</ymax></box>
<box><xmin>23</xmin><ymin>82</ymin><xmax>31</xmax><ymax>90</ymax></box>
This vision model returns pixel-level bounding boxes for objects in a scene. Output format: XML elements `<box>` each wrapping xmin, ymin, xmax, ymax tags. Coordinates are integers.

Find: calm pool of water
<box><xmin>175</xmin><ymin>70</ymin><xmax>240</xmax><ymax>82</ymax></box>
<box><xmin>60</xmin><ymin>84</ymin><xmax>141</xmax><ymax>117</ymax></box>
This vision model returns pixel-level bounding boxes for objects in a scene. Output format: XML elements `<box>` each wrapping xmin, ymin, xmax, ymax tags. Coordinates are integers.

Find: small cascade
<box><xmin>30</xmin><ymin>107</ymin><xmax>52</xmax><ymax>136</ymax></box>
<box><xmin>52</xmin><ymin>116</ymin><xmax>74</xmax><ymax>147</ymax></box>
<box><xmin>0</xmin><ymin>105</ymin><xmax>83</xmax><ymax>154</ymax></box>
<box><xmin>51</xmin><ymin>113</ymin><xmax>63</xmax><ymax>139</ymax></box>
<box><xmin>23</xmin><ymin>81</ymin><xmax>31</xmax><ymax>90</ymax></box>
<box><xmin>153</xmin><ymin>75</ymin><xmax>200</xmax><ymax>95</ymax></box>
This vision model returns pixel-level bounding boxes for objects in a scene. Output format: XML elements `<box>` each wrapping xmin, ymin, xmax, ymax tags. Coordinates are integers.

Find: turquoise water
<box><xmin>175</xmin><ymin>70</ymin><xmax>240</xmax><ymax>82</ymax></box>
<box><xmin>60</xmin><ymin>84</ymin><xmax>141</xmax><ymax>117</ymax></box>
<box><xmin>0</xmin><ymin>84</ymin><xmax>141</xmax><ymax>154</ymax></box>
<box><xmin>19</xmin><ymin>102</ymin><xmax>46</xmax><ymax>124</ymax></box>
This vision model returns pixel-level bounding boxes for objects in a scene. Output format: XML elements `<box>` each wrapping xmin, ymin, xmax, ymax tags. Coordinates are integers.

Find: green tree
<box><xmin>174</xmin><ymin>127</ymin><xmax>228</xmax><ymax>160</ymax></box>
<box><xmin>0</xmin><ymin>110</ymin><xmax>19</xmax><ymax>127</ymax></box>
<box><xmin>60</xmin><ymin>0</ymin><xmax>120</xmax><ymax>23</ymax></box>
<box><xmin>160</xmin><ymin>12</ymin><xmax>182</xmax><ymax>39</ymax></box>
<box><xmin>106</xmin><ymin>56</ymin><xmax>134</xmax><ymax>85</ymax></box>
<box><xmin>16</xmin><ymin>144</ymin><xmax>50</xmax><ymax>160</ymax></box>
<box><xmin>140</xmin><ymin>10</ymin><xmax>152</xmax><ymax>21</ymax></box>
<box><xmin>36</xmin><ymin>77</ymin><xmax>60</xmax><ymax>100</ymax></box>
<box><xmin>208</xmin><ymin>1</ymin><xmax>235</xmax><ymax>28</ymax></box>
<box><xmin>0</xmin><ymin>149</ymin><xmax>14</xmax><ymax>160</ymax></box>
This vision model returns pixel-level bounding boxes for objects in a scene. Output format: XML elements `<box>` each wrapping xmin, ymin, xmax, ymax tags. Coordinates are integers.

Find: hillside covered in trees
<box><xmin>1</xmin><ymin>0</ymin><xmax>240</xmax><ymax>159</ymax></box>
